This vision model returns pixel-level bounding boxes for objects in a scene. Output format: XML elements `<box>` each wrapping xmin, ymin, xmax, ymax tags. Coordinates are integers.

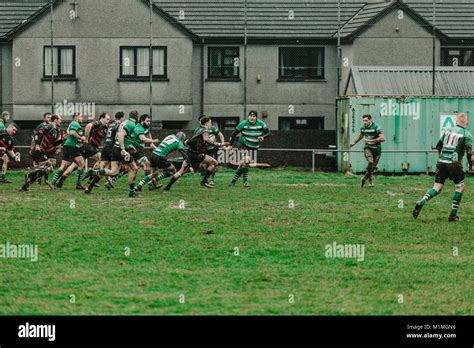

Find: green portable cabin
<box><xmin>337</xmin><ymin>66</ymin><xmax>474</xmax><ymax>173</ymax></box>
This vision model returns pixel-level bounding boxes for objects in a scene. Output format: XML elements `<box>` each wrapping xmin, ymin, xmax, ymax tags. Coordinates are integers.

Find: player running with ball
<box><xmin>135</xmin><ymin>131</ymin><xmax>190</xmax><ymax>192</ymax></box>
<box><xmin>413</xmin><ymin>113</ymin><xmax>473</xmax><ymax>221</ymax></box>
<box><xmin>162</xmin><ymin>116</ymin><xmax>227</xmax><ymax>191</ymax></box>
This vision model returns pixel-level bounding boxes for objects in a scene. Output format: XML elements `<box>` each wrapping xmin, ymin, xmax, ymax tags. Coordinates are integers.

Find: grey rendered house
<box><xmin>0</xmin><ymin>0</ymin><xmax>473</xmax><ymax>131</ymax></box>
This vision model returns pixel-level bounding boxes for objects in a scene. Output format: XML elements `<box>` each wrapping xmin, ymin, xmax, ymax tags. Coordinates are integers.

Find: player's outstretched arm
<box><xmin>350</xmin><ymin>133</ymin><xmax>363</xmax><ymax>147</ymax></box>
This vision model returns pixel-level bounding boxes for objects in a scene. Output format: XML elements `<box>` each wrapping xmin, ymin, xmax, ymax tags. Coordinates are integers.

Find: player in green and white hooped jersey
<box><xmin>51</xmin><ymin>113</ymin><xmax>87</xmax><ymax>188</ymax></box>
<box><xmin>229</xmin><ymin>111</ymin><xmax>269</xmax><ymax>187</ymax></box>
<box><xmin>0</xmin><ymin>111</ymin><xmax>11</xmax><ymax>183</ymax></box>
<box><xmin>413</xmin><ymin>113</ymin><xmax>473</xmax><ymax>222</ymax></box>
<box><xmin>351</xmin><ymin>114</ymin><xmax>385</xmax><ymax>188</ymax></box>
<box><xmin>194</xmin><ymin>114</ymin><xmax>224</xmax><ymax>185</ymax></box>
<box><xmin>136</xmin><ymin>131</ymin><xmax>191</xmax><ymax>191</ymax></box>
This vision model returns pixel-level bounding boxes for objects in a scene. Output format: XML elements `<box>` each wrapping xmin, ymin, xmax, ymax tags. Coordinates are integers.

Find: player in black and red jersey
<box><xmin>60</xmin><ymin>112</ymin><xmax>110</xmax><ymax>189</ymax></box>
<box><xmin>0</xmin><ymin>123</ymin><xmax>20</xmax><ymax>183</ymax></box>
<box><xmin>29</xmin><ymin>112</ymin><xmax>53</xmax><ymax>185</ymax></box>
<box><xmin>21</xmin><ymin>115</ymin><xmax>64</xmax><ymax>191</ymax></box>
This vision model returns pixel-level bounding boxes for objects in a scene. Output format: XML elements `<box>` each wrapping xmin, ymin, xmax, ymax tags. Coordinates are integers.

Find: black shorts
<box><xmin>111</xmin><ymin>147</ymin><xmax>134</xmax><ymax>164</ymax></box>
<box><xmin>435</xmin><ymin>161</ymin><xmax>464</xmax><ymax>185</ymax></box>
<box><xmin>238</xmin><ymin>143</ymin><xmax>252</xmax><ymax>151</ymax></box>
<box><xmin>205</xmin><ymin>147</ymin><xmax>219</xmax><ymax>159</ymax></box>
<box><xmin>101</xmin><ymin>146</ymin><xmax>113</xmax><ymax>162</ymax></box>
<box><xmin>32</xmin><ymin>150</ymin><xmax>49</xmax><ymax>163</ymax></box>
<box><xmin>187</xmin><ymin>150</ymin><xmax>206</xmax><ymax>171</ymax></box>
<box><xmin>80</xmin><ymin>143</ymin><xmax>99</xmax><ymax>159</ymax></box>
<box><xmin>150</xmin><ymin>154</ymin><xmax>171</xmax><ymax>170</ymax></box>
<box><xmin>132</xmin><ymin>149</ymin><xmax>147</xmax><ymax>166</ymax></box>
<box><xmin>46</xmin><ymin>151</ymin><xmax>56</xmax><ymax>159</ymax></box>
<box><xmin>62</xmin><ymin>146</ymin><xmax>82</xmax><ymax>163</ymax></box>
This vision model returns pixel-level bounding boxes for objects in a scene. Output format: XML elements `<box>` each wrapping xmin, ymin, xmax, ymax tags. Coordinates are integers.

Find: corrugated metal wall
<box><xmin>337</xmin><ymin>96</ymin><xmax>474</xmax><ymax>173</ymax></box>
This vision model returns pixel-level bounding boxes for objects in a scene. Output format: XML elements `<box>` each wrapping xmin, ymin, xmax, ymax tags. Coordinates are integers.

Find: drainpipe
<box><xmin>201</xmin><ymin>38</ymin><xmax>205</xmax><ymax>116</ymax></box>
<box><xmin>432</xmin><ymin>0</ymin><xmax>436</xmax><ymax>95</ymax></box>
<box><xmin>50</xmin><ymin>0</ymin><xmax>54</xmax><ymax>114</ymax></box>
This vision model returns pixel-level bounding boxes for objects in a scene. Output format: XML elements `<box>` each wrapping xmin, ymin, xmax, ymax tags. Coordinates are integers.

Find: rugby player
<box><xmin>21</xmin><ymin>115</ymin><xmax>63</xmax><ymax>191</ymax></box>
<box><xmin>413</xmin><ymin>113</ymin><xmax>473</xmax><ymax>221</ymax></box>
<box><xmin>0</xmin><ymin>111</ymin><xmax>9</xmax><ymax>134</ymax></box>
<box><xmin>69</xmin><ymin>112</ymin><xmax>110</xmax><ymax>189</ymax></box>
<box><xmin>0</xmin><ymin>111</ymin><xmax>12</xmax><ymax>182</ymax></box>
<box><xmin>126</xmin><ymin>114</ymin><xmax>160</xmax><ymax>190</ymax></box>
<box><xmin>229</xmin><ymin>111</ymin><xmax>269</xmax><ymax>187</ymax></box>
<box><xmin>163</xmin><ymin>116</ymin><xmax>225</xmax><ymax>191</ymax></box>
<box><xmin>51</xmin><ymin>113</ymin><xmax>86</xmax><ymax>188</ymax></box>
<box><xmin>85</xmin><ymin>111</ymin><xmax>152</xmax><ymax>197</ymax></box>
<box><xmin>99</xmin><ymin>112</ymin><xmax>126</xmax><ymax>190</ymax></box>
<box><xmin>350</xmin><ymin>114</ymin><xmax>385</xmax><ymax>188</ymax></box>
<box><xmin>194</xmin><ymin>114</ymin><xmax>224</xmax><ymax>186</ymax></box>
<box><xmin>31</xmin><ymin>112</ymin><xmax>53</xmax><ymax>184</ymax></box>
<box><xmin>0</xmin><ymin>123</ymin><xmax>20</xmax><ymax>183</ymax></box>
<box><xmin>136</xmin><ymin>131</ymin><xmax>190</xmax><ymax>191</ymax></box>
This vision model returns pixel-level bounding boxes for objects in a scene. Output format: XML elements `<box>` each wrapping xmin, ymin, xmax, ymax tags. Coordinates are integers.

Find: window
<box><xmin>212</xmin><ymin>117</ymin><xmax>240</xmax><ymax>131</ymax></box>
<box><xmin>43</xmin><ymin>46</ymin><xmax>75</xmax><ymax>78</ymax></box>
<box><xmin>279</xmin><ymin>117</ymin><xmax>324</xmax><ymax>130</ymax></box>
<box><xmin>208</xmin><ymin>47</ymin><xmax>240</xmax><ymax>79</ymax></box>
<box><xmin>442</xmin><ymin>48</ymin><xmax>474</xmax><ymax>66</ymax></box>
<box><xmin>120</xmin><ymin>47</ymin><xmax>167</xmax><ymax>79</ymax></box>
<box><xmin>279</xmin><ymin>47</ymin><xmax>324</xmax><ymax>80</ymax></box>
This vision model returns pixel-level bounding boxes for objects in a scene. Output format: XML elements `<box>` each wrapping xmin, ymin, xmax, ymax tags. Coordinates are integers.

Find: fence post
<box><xmin>312</xmin><ymin>150</ymin><xmax>315</xmax><ymax>174</ymax></box>
<box><xmin>425</xmin><ymin>151</ymin><xmax>429</xmax><ymax>176</ymax></box>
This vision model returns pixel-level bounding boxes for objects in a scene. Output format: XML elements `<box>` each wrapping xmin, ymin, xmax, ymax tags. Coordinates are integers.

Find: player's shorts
<box><xmin>364</xmin><ymin>147</ymin><xmax>382</xmax><ymax>165</ymax></box>
<box><xmin>80</xmin><ymin>143</ymin><xmax>99</xmax><ymax>159</ymax></box>
<box><xmin>435</xmin><ymin>161</ymin><xmax>464</xmax><ymax>185</ymax></box>
<box><xmin>187</xmin><ymin>150</ymin><xmax>206</xmax><ymax>171</ymax></box>
<box><xmin>100</xmin><ymin>146</ymin><xmax>113</xmax><ymax>162</ymax></box>
<box><xmin>46</xmin><ymin>151</ymin><xmax>56</xmax><ymax>159</ymax></box>
<box><xmin>205</xmin><ymin>147</ymin><xmax>219</xmax><ymax>159</ymax></box>
<box><xmin>238</xmin><ymin>143</ymin><xmax>254</xmax><ymax>151</ymax></box>
<box><xmin>32</xmin><ymin>150</ymin><xmax>49</xmax><ymax>163</ymax></box>
<box><xmin>62</xmin><ymin>146</ymin><xmax>82</xmax><ymax>162</ymax></box>
<box><xmin>111</xmin><ymin>147</ymin><xmax>134</xmax><ymax>164</ymax></box>
<box><xmin>150</xmin><ymin>154</ymin><xmax>171</xmax><ymax>170</ymax></box>
<box><xmin>132</xmin><ymin>149</ymin><xmax>148</xmax><ymax>166</ymax></box>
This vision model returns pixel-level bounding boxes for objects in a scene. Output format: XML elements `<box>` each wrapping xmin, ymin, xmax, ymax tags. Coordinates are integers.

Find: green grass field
<box><xmin>0</xmin><ymin>169</ymin><xmax>472</xmax><ymax>315</ymax></box>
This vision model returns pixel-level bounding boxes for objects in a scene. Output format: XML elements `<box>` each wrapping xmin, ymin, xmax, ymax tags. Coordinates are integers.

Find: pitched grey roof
<box><xmin>157</xmin><ymin>0</ymin><xmax>366</xmax><ymax>39</ymax></box>
<box><xmin>346</xmin><ymin>66</ymin><xmax>474</xmax><ymax>96</ymax></box>
<box><xmin>1</xmin><ymin>0</ymin><xmax>474</xmax><ymax>41</ymax></box>
<box><xmin>0</xmin><ymin>1</ymin><xmax>47</xmax><ymax>39</ymax></box>
<box><xmin>337</xmin><ymin>1</ymin><xmax>392</xmax><ymax>37</ymax></box>
<box><xmin>405</xmin><ymin>0</ymin><xmax>474</xmax><ymax>39</ymax></box>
